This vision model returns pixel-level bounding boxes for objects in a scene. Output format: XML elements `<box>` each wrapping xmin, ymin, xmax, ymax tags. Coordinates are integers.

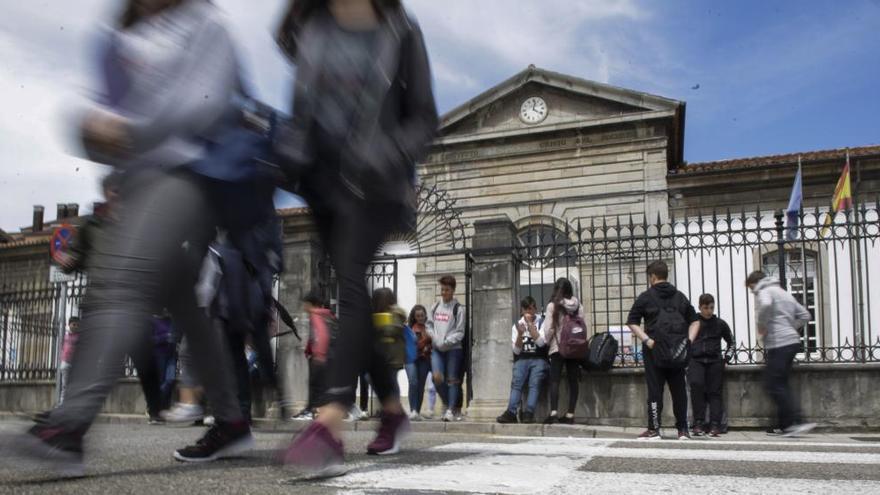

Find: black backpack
<box><xmin>648</xmin><ymin>293</ymin><xmax>690</xmax><ymax>368</ymax></box>
<box><xmin>586</xmin><ymin>332</ymin><xmax>618</xmax><ymax>371</ymax></box>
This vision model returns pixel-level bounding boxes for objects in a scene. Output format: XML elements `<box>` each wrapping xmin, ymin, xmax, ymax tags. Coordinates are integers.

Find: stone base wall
<box><xmin>4</xmin><ymin>364</ymin><xmax>878</xmax><ymax>429</ymax></box>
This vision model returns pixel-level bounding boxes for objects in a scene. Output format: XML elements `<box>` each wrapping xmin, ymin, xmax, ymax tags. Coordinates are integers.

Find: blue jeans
<box><xmin>506</xmin><ymin>358</ymin><xmax>549</xmax><ymax>415</ymax></box>
<box><xmin>431</xmin><ymin>348</ymin><xmax>464</xmax><ymax>411</ymax></box>
<box><xmin>405</xmin><ymin>358</ymin><xmax>431</xmax><ymax>413</ymax></box>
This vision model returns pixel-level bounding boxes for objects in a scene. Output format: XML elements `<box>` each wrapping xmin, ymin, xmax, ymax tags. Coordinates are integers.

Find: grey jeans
<box><xmin>48</xmin><ymin>170</ymin><xmax>243</xmax><ymax>433</ymax></box>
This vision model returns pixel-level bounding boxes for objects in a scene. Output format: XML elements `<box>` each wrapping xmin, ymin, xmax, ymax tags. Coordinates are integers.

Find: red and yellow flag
<box><xmin>821</xmin><ymin>155</ymin><xmax>853</xmax><ymax>237</ymax></box>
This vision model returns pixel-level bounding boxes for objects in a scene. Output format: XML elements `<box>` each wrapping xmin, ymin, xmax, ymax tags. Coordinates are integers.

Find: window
<box><xmin>517</xmin><ymin>224</ymin><xmax>578</xmax><ymax>309</ymax></box>
<box><xmin>761</xmin><ymin>249</ymin><xmax>820</xmax><ymax>353</ymax></box>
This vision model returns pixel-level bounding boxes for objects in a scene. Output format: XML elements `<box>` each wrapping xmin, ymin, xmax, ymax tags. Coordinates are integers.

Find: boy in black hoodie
<box><xmin>626</xmin><ymin>261</ymin><xmax>700</xmax><ymax>440</ymax></box>
<box><xmin>689</xmin><ymin>294</ymin><xmax>733</xmax><ymax>437</ymax></box>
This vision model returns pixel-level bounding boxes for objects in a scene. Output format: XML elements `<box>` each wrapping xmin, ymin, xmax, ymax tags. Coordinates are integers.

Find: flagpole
<box><xmin>796</xmin><ymin>155</ymin><xmax>811</xmax><ymax>355</ymax></box>
<box><xmin>849</xmin><ymin>150</ymin><xmax>867</xmax><ymax>359</ymax></box>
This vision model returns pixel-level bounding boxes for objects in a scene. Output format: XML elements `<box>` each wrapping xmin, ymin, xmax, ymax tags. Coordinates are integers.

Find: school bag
<box><xmin>586</xmin><ymin>332</ymin><xmax>619</xmax><ymax>371</ymax></box>
<box><xmin>558</xmin><ymin>303</ymin><xmax>589</xmax><ymax>360</ymax></box>
<box><xmin>648</xmin><ymin>293</ymin><xmax>690</xmax><ymax>368</ymax></box>
<box><xmin>373</xmin><ymin>309</ymin><xmax>407</xmax><ymax>369</ymax></box>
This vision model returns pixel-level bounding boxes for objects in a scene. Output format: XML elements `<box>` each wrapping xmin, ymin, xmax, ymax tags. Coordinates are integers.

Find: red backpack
<box><xmin>558</xmin><ymin>303</ymin><xmax>589</xmax><ymax>360</ymax></box>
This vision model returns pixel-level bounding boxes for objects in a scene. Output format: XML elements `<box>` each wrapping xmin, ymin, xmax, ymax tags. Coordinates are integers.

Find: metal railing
<box><xmin>516</xmin><ymin>202</ymin><xmax>880</xmax><ymax>367</ymax></box>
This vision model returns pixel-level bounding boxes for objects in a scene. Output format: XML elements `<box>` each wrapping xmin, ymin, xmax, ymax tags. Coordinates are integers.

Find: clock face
<box><xmin>520</xmin><ymin>96</ymin><xmax>548</xmax><ymax>124</ymax></box>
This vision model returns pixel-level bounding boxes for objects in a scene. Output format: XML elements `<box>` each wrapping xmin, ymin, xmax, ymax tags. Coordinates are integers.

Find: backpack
<box><xmin>557</xmin><ymin>303</ymin><xmax>589</xmax><ymax>360</ymax></box>
<box><xmin>586</xmin><ymin>332</ymin><xmax>619</xmax><ymax>371</ymax></box>
<box><xmin>374</xmin><ymin>311</ymin><xmax>406</xmax><ymax>369</ymax></box>
<box><xmin>648</xmin><ymin>292</ymin><xmax>691</xmax><ymax>368</ymax></box>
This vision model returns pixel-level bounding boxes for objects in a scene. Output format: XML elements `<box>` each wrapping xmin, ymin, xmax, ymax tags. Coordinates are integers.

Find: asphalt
<box><xmin>0</xmin><ymin>418</ymin><xmax>879</xmax><ymax>495</ymax></box>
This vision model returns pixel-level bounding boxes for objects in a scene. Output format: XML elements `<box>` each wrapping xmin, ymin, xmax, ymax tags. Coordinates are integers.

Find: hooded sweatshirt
<box><xmin>753</xmin><ymin>277</ymin><xmax>811</xmax><ymax>350</ymax></box>
<box><xmin>541</xmin><ymin>298</ymin><xmax>584</xmax><ymax>356</ymax></box>
<box><xmin>427</xmin><ymin>298</ymin><xmax>465</xmax><ymax>352</ymax></box>
<box><xmin>626</xmin><ymin>281</ymin><xmax>698</xmax><ymax>337</ymax></box>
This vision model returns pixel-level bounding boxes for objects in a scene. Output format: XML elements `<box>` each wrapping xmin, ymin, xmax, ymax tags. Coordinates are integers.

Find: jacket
<box><xmin>83</xmin><ymin>0</ymin><xmax>239</xmax><ymax>171</ymax></box>
<box><xmin>753</xmin><ymin>277</ymin><xmax>811</xmax><ymax>350</ymax></box>
<box><xmin>427</xmin><ymin>299</ymin><xmax>465</xmax><ymax>352</ymax></box>
<box><xmin>626</xmin><ymin>282</ymin><xmax>698</xmax><ymax>337</ymax></box>
<box><xmin>691</xmin><ymin>315</ymin><xmax>734</xmax><ymax>361</ymax></box>
<box><xmin>277</xmin><ymin>6</ymin><xmax>438</xmax><ymax>225</ymax></box>
<box><xmin>541</xmin><ymin>298</ymin><xmax>584</xmax><ymax>356</ymax></box>
<box><xmin>61</xmin><ymin>331</ymin><xmax>80</xmax><ymax>364</ymax></box>
<box><xmin>305</xmin><ymin>308</ymin><xmax>335</xmax><ymax>361</ymax></box>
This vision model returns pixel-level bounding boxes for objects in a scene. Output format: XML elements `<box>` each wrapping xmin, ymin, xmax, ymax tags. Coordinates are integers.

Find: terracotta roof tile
<box><xmin>674</xmin><ymin>145</ymin><xmax>880</xmax><ymax>175</ymax></box>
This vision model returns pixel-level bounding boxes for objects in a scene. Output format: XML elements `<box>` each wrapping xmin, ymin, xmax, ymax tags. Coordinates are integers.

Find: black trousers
<box><xmin>309</xmin><ymin>192</ymin><xmax>399</xmax><ymax>408</ymax></box>
<box><xmin>688</xmin><ymin>359</ymin><xmax>724</xmax><ymax>428</ymax></box>
<box><xmin>307</xmin><ymin>360</ymin><xmax>327</xmax><ymax>411</ymax></box>
<box><xmin>764</xmin><ymin>343</ymin><xmax>802</xmax><ymax>429</ymax></box>
<box><xmin>644</xmin><ymin>349</ymin><xmax>688</xmax><ymax>431</ymax></box>
<box><xmin>548</xmin><ymin>353</ymin><xmax>580</xmax><ymax>414</ymax></box>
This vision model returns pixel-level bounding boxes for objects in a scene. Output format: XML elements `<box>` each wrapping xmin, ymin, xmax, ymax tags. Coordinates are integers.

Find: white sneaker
<box><xmin>291</xmin><ymin>410</ymin><xmax>314</xmax><ymax>421</ymax></box>
<box><xmin>160</xmin><ymin>403</ymin><xmax>205</xmax><ymax>424</ymax></box>
<box><xmin>442</xmin><ymin>410</ymin><xmax>454</xmax><ymax>422</ymax></box>
<box><xmin>409</xmin><ymin>412</ymin><xmax>422</xmax><ymax>422</ymax></box>
<box><xmin>782</xmin><ymin>423</ymin><xmax>817</xmax><ymax>438</ymax></box>
<box><xmin>454</xmin><ymin>412</ymin><xmax>464</xmax><ymax>422</ymax></box>
<box><xmin>345</xmin><ymin>405</ymin><xmax>366</xmax><ymax>422</ymax></box>
<box><xmin>421</xmin><ymin>410</ymin><xmax>434</xmax><ymax>420</ymax></box>
<box><xmin>203</xmin><ymin>415</ymin><xmax>215</xmax><ymax>427</ymax></box>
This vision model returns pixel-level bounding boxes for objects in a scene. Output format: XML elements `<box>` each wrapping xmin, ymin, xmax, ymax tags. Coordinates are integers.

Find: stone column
<box><xmin>266</xmin><ymin>210</ymin><xmax>325</xmax><ymax>420</ymax></box>
<box><xmin>467</xmin><ymin>216</ymin><xmax>519</xmax><ymax>420</ymax></box>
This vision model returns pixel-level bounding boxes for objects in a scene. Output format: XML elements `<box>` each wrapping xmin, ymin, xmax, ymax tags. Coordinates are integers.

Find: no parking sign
<box><xmin>50</xmin><ymin>223</ymin><xmax>75</xmax><ymax>264</ymax></box>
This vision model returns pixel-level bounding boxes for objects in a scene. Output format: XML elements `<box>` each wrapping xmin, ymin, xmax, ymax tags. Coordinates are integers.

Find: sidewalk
<box><xmin>3</xmin><ymin>410</ymin><xmax>878</xmax><ymax>443</ymax></box>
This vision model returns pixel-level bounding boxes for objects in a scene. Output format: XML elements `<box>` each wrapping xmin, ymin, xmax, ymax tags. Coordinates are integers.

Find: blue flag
<box><xmin>785</xmin><ymin>160</ymin><xmax>803</xmax><ymax>240</ymax></box>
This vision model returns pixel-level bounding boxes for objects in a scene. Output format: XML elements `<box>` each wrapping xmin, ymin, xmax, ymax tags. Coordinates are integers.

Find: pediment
<box><xmin>439</xmin><ymin>66</ymin><xmax>682</xmax><ymax>138</ymax></box>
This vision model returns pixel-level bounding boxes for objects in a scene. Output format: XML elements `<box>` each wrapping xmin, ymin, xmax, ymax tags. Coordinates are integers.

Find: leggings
<box><xmin>548</xmin><ymin>353</ymin><xmax>580</xmax><ymax>414</ymax></box>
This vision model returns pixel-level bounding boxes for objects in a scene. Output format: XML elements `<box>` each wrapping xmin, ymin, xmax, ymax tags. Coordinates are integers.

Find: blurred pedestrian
<box><xmin>747</xmin><ymin>271</ymin><xmax>816</xmax><ymax>437</ymax></box>
<box><xmin>274</xmin><ymin>0</ymin><xmax>438</xmax><ymax>475</ymax></box>
<box><xmin>6</xmin><ymin>0</ymin><xmax>263</xmax><ymax>476</ymax></box>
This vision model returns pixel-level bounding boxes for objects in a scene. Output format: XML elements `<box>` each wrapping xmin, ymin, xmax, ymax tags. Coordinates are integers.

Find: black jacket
<box><xmin>691</xmin><ymin>315</ymin><xmax>733</xmax><ymax>362</ymax></box>
<box><xmin>626</xmin><ymin>282</ymin><xmax>698</xmax><ymax>337</ymax></box>
<box><xmin>277</xmin><ymin>6</ymin><xmax>438</xmax><ymax>227</ymax></box>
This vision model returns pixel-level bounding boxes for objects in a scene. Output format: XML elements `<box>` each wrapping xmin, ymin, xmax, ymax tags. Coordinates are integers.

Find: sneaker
<box><xmin>782</xmin><ymin>423</ymin><xmax>817</xmax><ymax>438</ymax></box>
<box><xmin>708</xmin><ymin>427</ymin><xmax>722</xmax><ymax>438</ymax></box>
<box><xmin>148</xmin><ymin>416</ymin><xmax>166</xmax><ymax>426</ymax></box>
<box><xmin>2</xmin><ymin>425</ymin><xmax>85</xmax><ymax>478</ymax></box>
<box><xmin>558</xmin><ymin>415</ymin><xmax>575</xmax><ymax>425</ymax></box>
<box><xmin>345</xmin><ymin>405</ymin><xmax>366</xmax><ymax>422</ymax></box>
<box><xmin>409</xmin><ymin>412</ymin><xmax>422</xmax><ymax>422</ymax></box>
<box><xmin>173</xmin><ymin>421</ymin><xmax>254</xmax><ymax>462</ymax></box>
<box><xmin>496</xmin><ymin>410</ymin><xmax>518</xmax><ymax>424</ymax></box>
<box><xmin>367</xmin><ymin>411</ymin><xmax>410</xmax><ymax>455</ymax></box>
<box><xmin>520</xmin><ymin>412</ymin><xmax>536</xmax><ymax>424</ymax></box>
<box><xmin>421</xmin><ymin>411</ymin><xmax>433</xmax><ymax>420</ymax></box>
<box><xmin>543</xmin><ymin>414</ymin><xmax>559</xmax><ymax>425</ymax></box>
<box><xmin>161</xmin><ymin>403</ymin><xmax>205</xmax><ymax>424</ymax></box>
<box><xmin>32</xmin><ymin>410</ymin><xmax>52</xmax><ymax>425</ymax></box>
<box><xmin>637</xmin><ymin>429</ymin><xmax>661</xmax><ymax>441</ymax></box>
<box><xmin>765</xmin><ymin>427</ymin><xmax>784</xmax><ymax>436</ymax></box>
<box><xmin>441</xmin><ymin>410</ymin><xmax>454</xmax><ymax>422</ymax></box>
<box><xmin>291</xmin><ymin>410</ymin><xmax>314</xmax><ymax>421</ymax></box>
<box><xmin>692</xmin><ymin>425</ymin><xmax>705</xmax><ymax>437</ymax></box>
<box><xmin>203</xmin><ymin>415</ymin><xmax>215</xmax><ymax>427</ymax></box>
<box><xmin>280</xmin><ymin>421</ymin><xmax>345</xmax><ymax>475</ymax></box>
<box><xmin>678</xmin><ymin>430</ymin><xmax>691</xmax><ymax>440</ymax></box>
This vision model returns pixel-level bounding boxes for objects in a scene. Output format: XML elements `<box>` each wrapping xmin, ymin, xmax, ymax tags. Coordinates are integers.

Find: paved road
<box><xmin>2</xmin><ymin>420</ymin><xmax>880</xmax><ymax>494</ymax></box>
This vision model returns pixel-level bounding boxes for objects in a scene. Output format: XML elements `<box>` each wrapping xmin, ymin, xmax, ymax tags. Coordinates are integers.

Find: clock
<box><xmin>519</xmin><ymin>96</ymin><xmax>548</xmax><ymax>124</ymax></box>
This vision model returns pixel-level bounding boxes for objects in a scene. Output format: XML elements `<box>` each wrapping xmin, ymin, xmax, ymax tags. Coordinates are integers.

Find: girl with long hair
<box><xmin>405</xmin><ymin>305</ymin><xmax>432</xmax><ymax>420</ymax></box>
<box><xmin>274</xmin><ymin>0</ymin><xmax>438</xmax><ymax>473</ymax></box>
<box><xmin>540</xmin><ymin>278</ymin><xmax>586</xmax><ymax>425</ymax></box>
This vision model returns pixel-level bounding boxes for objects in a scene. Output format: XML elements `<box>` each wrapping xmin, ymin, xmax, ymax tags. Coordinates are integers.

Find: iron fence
<box><xmin>516</xmin><ymin>202</ymin><xmax>880</xmax><ymax>367</ymax></box>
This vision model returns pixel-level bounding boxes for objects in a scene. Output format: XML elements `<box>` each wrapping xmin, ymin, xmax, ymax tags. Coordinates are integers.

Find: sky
<box><xmin>1</xmin><ymin>0</ymin><xmax>878</xmax><ymax>232</ymax></box>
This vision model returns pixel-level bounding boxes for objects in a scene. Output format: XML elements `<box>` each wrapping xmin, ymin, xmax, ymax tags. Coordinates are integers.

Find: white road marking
<box><xmin>323</xmin><ymin>437</ymin><xmax>880</xmax><ymax>494</ymax></box>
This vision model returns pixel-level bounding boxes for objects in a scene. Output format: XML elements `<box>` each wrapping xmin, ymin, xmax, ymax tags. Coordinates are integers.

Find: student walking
<box><xmin>274</xmin><ymin>0</ymin><xmax>437</xmax><ymax>474</ymax></box>
<box><xmin>747</xmin><ymin>271</ymin><xmax>816</xmax><ymax>437</ymax></box>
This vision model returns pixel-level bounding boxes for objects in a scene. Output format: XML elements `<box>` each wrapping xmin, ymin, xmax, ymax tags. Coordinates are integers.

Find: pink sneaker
<box><xmin>367</xmin><ymin>411</ymin><xmax>410</xmax><ymax>455</ymax></box>
<box><xmin>280</xmin><ymin>421</ymin><xmax>344</xmax><ymax>471</ymax></box>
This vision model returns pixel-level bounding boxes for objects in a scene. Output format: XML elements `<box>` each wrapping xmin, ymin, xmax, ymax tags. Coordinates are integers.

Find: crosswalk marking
<box><xmin>324</xmin><ymin>436</ymin><xmax>880</xmax><ymax>494</ymax></box>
